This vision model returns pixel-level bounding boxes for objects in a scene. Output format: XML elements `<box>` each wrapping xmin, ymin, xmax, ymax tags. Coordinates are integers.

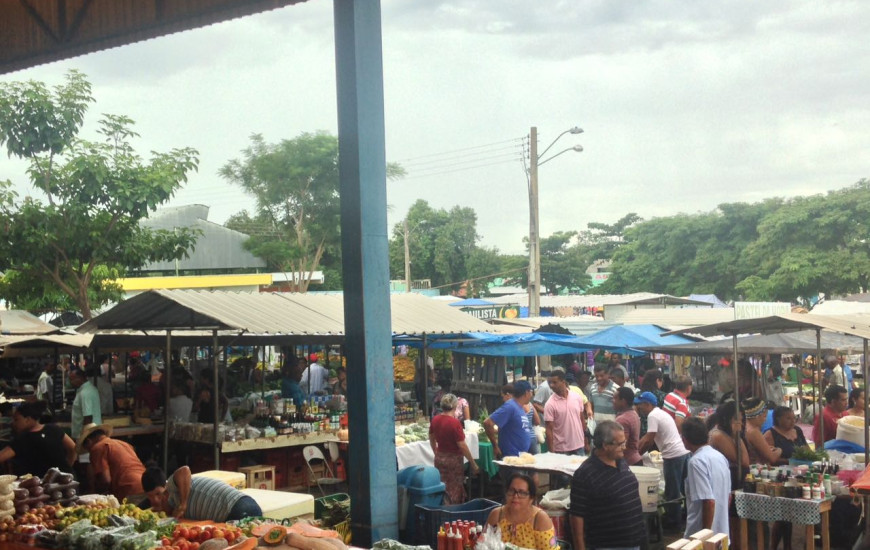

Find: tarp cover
<box><xmin>574</xmin><ymin>324</ymin><xmax>699</xmax><ymax>356</ymax></box>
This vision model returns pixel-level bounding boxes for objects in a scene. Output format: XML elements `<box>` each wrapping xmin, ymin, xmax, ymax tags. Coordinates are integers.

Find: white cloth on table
<box><xmin>395</xmin><ymin>432</ymin><xmax>479</xmax><ymax>470</ymax></box>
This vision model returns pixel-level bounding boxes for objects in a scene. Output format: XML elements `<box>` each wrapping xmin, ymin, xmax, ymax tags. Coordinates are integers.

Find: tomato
<box><xmin>189</xmin><ymin>527</ymin><xmax>201</xmax><ymax>538</ymax></box>
<box><xmin>179</xmin><ymin>527</ymin><xmax>190</xmax><ymax>540</ymax></box>
<box><xmin>172</xmin><ymin>537</ymin><xmax>185</xmax><ymax>547</ymax></box>
<box><xmin>178</xmin><ymin>541</ymin><xmax>190</xmax><ymax>550</ymax></box>
<box><xmin>212</xmin><ymin>529</ymin><xmax>224</xmax><ymax>540</ymax></box>
<box><xmin>190</xmin><ymin>542</ymin><xmax>200</xmax><ymax>550</ymax></box>
<box><xmin>224</xmin><ymin>531</ymin><xmax>235</xmax><ymax>544</ymax></box>
<box><xmin>162</xmin><ymin>537</ymin><xmax>172</xmax><ymax>547</ymax></box>
<box><xmin>199</xmin><ymin>531</ymin><xmax>212</xmax><ymax>543</ymax></box>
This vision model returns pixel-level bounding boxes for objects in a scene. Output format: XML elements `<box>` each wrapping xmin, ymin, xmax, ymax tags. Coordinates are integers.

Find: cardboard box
<box><xmin>681</xmin><ymin>541</ymin><xmax>704</xmax><ymax>550</ymax></box>
<box><xmin>690</xmin><ymin>529</ymin><xmax>714</xmax><ymax>541</ymax></box>
<box><xmin>702</xmin><ymin>533</ymin><xmax>729</xmax><ymax>550</ymax></box>
<box><xmin>667</xmin><ymin>539</ymin><xmax>692</xmax><ymax>550</ymax></box>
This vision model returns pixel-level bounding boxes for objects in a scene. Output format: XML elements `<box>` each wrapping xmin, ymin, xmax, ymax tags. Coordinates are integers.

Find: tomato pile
<box><xmin>162</xmin><ymin>523</ymin><xmax>245</xmax><ymax>550</ymax></box>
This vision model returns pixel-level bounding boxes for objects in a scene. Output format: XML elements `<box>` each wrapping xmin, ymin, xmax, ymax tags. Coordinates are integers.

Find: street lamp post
<box><xmin>527</xmin><ymin>126</ymin><xmax>583</xmax><ymax>318</ymax></box>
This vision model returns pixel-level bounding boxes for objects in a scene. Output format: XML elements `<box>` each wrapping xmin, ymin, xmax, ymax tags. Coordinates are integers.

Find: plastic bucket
<box><xmin>837</xmin><ymin>415</ymin><xmax>866</xmax><ymax>448</ymax></box>
<box><xmin>545</xmin><ymin>509</ymin><xmax>568</xmax><ymax>539</ymax></box>
<box><xmin>630</xmin><ymin>465</ymin><xmax>660</xmax><ymax>513</ymax></box>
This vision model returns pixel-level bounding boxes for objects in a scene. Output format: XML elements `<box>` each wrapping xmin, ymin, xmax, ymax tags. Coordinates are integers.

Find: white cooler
<box><xmin>241</xmin><ymin>488</ymin><xmax>314</xmax><ymax>520</ymax></box>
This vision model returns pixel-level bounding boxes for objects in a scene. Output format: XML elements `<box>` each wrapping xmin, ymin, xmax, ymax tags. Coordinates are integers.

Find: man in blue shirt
<box><xmin>681</xmin><ymin>417</ymin><xmax>730</xmax><ymax>538</ymax></box>
<box><xmin>484</xmin><ymin>380</ymin><xmax>533</xmax><ymax>459</ymax></box>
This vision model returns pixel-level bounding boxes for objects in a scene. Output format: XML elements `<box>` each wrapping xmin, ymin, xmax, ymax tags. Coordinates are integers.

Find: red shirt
<box><xmin>90</xmin><ymin>438</ymin><xmax>146</xmax><ymax>500</ymax></box>
<box><xmin>663</xmin><ymin>390</ymin><xmax>690</xmax><ymax>420</ymax></box>
<box><xmin>813</xmin><ymin>406</ymin><xmax>843</xmax><ymax>446</ymax></box>
<box><xmin>429</xmin><ymin>413</ymin><xmax>464</xmax><ymax>454</ymax></box>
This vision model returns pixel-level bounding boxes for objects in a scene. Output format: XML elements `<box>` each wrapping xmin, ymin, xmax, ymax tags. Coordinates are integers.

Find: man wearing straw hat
<box><xmin>78</xmin><ymin>423</ymin><xmax>146</xmax><ymax>501</ymax></box>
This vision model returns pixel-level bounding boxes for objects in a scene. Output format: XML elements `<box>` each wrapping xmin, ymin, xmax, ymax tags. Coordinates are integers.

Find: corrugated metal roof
<box><xmin>140</xmin><ymin>205</ymin><xmax>266</xmax><ymax>272</ymax></box>
<box><xmin>665</xmin><ymin>313</ymin><xmax>870</xmax><ymax>340</ymax></box>
<box><xmin>79</xmin><ymin>289</ymin><xmax>498</xmax><ymax>337</ymax></box>
<box><xmin>0</xmin><ymin>0</ymin><xmax>307</xmax><ymax>75</ymax></box>
<box><xmin>486</xmin><ymin>292</ymin><xmax>712</xmax><ymax>308</ymax></box>
<box><xmin>0</xmin><ymin>310</ymin><xmax>59</xmax><ymax>335</ymax></box>
<box><xmin>611</xmin><ymin>308</ymin><xmax>736</xmax><ymax>327</ymax></box>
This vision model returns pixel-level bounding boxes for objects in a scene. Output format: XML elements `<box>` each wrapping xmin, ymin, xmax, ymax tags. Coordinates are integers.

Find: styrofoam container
<box><xmin>630</xmin><ymin>465</ymin><xmax>661</xmax><ymax>513</ymax></box>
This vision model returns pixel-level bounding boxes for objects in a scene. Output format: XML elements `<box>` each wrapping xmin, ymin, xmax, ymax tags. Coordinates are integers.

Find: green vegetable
<box><xmin>792</xmin><ymin>446</ymin><xmax>828</xmax><ymax>461</ymax></box>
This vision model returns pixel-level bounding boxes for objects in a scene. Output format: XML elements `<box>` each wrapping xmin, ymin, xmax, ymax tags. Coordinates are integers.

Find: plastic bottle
<box><xmin>802</xmin><ymin>484</ymin><xmax>811</xmax><ymax>499</ymax></box>
<box><xmin>812</xmin><ymin>483</ymin><xmax>821</xmax><ymax>500</ymax></box>
<box><xmin>437</xmin><ymin>527</ymin><xmax>447</xmax><ymax>550</ymax></box>
<box><xmin>823</xmin><ymin>474</ymin><xmax>832</xmax><ymax>496</ymax></box>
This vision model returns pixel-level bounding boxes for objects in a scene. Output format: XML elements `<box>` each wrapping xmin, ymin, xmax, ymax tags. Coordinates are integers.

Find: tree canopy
<box><xmin>223</xmin><ymin>131</ymin><xmax>405</xmax><ymax>292</ymax></box>
<box><xmin>0</xmin><ymin>71</ymin><xmax>200</xmax><ymax>318</ymax></box>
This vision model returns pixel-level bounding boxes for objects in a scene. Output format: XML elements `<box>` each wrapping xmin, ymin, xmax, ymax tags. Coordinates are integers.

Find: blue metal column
<box><xmin>333</xmin><ymin>0</ymin><xmax>397</xmax><ymax>545</ymax></box>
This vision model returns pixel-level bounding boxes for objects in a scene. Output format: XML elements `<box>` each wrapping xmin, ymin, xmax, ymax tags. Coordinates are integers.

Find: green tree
<box><xmin>535</xmin><ymin>231</ymin><xmax>591</xmax><ymax>295</ymax></box>
<box><xmin>579</xmin><ymin>212</ymin><xmax>642</xmax><ymax>260</ymax></box>
<box><xmin>222</xmin><ymin>132</ymin><xmax>404</xmax><ymax>292</ymax></box>
<box><xmin>389</xmin><ymin>200</ymin><xmax>483</xmax><ymax>293</ymax></box>
<box><xmin>0</xmin><ymin>71</ymin><xmax>200</xmax><ymax>318</ymax></box>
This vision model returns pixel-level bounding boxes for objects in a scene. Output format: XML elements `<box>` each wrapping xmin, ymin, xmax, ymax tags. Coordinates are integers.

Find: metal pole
<box><xmin>732</xmin><ymin>333</ymin><xmax>741</xmax><ymax>481</ymax></box>
<box><xmin>212</xmin><ymin>330</ymin><xmax>220</xmax><ymax>470</ymax></box>
<box><xmin>163</xmin><ymin>331</ymin><xmax>172</xmax><ymax>472</ymax></box>
<box><xmin>864</xmin><ymin>339</ymin><xmax>868</xmax><ymax>466</ymax></box>
<box><xmin>528</xmin><ymin>126</ymin><xmax>540</xmax><ymax>318</ymax></box>
<box><xmin>422</xmin><ymin>334</ymin><xmax>429</xmax><ymax>417</ymax></box>
<box><xmin>404</xmin><ymin>219</ymin><xmax>411</xmax><ymax>293</ymax></box>
<box><xmin>817</xmin><ymin>329</ymin><xmax>823</xmax><ymax>445</ymax></box>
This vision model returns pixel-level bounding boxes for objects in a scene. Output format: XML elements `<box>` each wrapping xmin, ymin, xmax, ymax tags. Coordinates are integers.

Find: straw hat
<box><xmin>76</xmin><ymin>422</ymin><xmax>113</xmax><ymax>454</ymax></box>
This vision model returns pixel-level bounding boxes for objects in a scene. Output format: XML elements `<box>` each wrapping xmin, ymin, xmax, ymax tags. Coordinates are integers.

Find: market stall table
<box><xmin>734</xmin><ymin>491</ymin><xmax>832</xmax><ymax>550</ymax></box>
<box><xmin>395</xmin><ymin>432</ymin><xmax>479</xmax><ymax>470</ymax></box>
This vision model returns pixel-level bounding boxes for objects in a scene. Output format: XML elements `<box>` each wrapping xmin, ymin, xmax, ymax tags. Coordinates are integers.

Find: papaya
<box><xmin>262</xmin><ymin>527</ymin><xmax>286</xmax><ymax>546</ymax></box>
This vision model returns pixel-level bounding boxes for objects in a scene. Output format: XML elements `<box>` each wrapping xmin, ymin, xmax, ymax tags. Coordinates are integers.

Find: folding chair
<box><xmin>302</xmin><ymin>445</ymin><xmax>344</xmax><ymax>496</ymax></box>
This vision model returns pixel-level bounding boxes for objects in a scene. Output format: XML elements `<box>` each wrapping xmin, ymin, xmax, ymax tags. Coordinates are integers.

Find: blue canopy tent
<box><xmin>393</xmin><ymin>331</ymin><xmax>624</xmax><ymax>357</ymax></box>
<box><xmin>574</xmin><ymin>324</ymin><xmax>700</xmax><ymax>356</ymax></box>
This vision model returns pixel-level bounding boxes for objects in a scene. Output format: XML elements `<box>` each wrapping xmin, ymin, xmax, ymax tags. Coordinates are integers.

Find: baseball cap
<box><xmin>633</xmin><ymin>391</ymin><xmax>658</xmax><ymax>406</ymax></box>
<box><xmin>513</xmin><ymin>380</ymin><xmax>533</xmax><ymax>393</ymax></box>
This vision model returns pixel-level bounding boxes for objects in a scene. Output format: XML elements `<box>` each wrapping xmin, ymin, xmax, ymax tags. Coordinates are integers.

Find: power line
<box><xmin>428</xmin><ymin>265</ymin><xmax>528</xmax><ymax>291</ymax></box>
<box><xmin>409</xmin><ymin>150</ymin><xmax>524</xmax><ymax>175</ymax></box>
<box><xmin>401</xmin><ymin>143</ymin><xmax>523</xmax><ymax>169</ymax></box>
<box><xmin>395</xmin><ymin>137</ymin><xmax>524</xmax><ymax>164</ymax></box>
<box><xmin>402</xmin><ymin>157</ymin><xmax>525</xmax><ymax>180</ymax></box>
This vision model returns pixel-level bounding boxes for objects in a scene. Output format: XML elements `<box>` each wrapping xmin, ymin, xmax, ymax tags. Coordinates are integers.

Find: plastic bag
<box><xmin>539</xmin><ymin>488</ymin><xmax>571</xmax><ymax>510</ymax></box>
<box><xmin>534</xmin><ymin>426</ymin><xmax>546</xmax><ymax>444</ymax></box>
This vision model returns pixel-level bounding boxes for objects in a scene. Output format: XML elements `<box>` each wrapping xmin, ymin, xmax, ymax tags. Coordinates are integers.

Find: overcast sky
<box><xmin>1</xmin><ymin>0</ymin><xmax>868</xmax><ymax>255</ymax></box>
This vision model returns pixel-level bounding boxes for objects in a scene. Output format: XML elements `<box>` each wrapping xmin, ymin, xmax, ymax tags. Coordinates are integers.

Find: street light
<box><xmin>527</xmin><ymin>126</ymin><xmax>583</xmax><ymax>319</ymax></box>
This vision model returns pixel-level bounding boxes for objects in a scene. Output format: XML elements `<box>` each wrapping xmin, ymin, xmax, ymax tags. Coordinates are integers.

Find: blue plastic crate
<box><xmin>414</xmin><ymin>498</ymin><xmax>500</xmax><ymax>547</ymax></box>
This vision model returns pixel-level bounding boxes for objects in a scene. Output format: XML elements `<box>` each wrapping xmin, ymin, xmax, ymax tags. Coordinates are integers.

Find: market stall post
<box><xmin>334</xmin><ymin>0</ymin><xmax>398</xmax><ymax>543</ymax></box>
<box><xmin>163</xmin><ymin>330</ymin><xmax>172</xmax><ymax>471</ymax></box>
<box><xmin>732</xmin><ymin>332</ymin><xmax>741</xmax><ymax>481</ymax></box>
<box><xmin>816</xmin><ymin>329</ymin><xmax>823</xmax><ymax>443</ymax></box>
<box><xmin>213</xmin><ymin>330</ymin><xmax>220</xmax><ymax>469</ymax></box>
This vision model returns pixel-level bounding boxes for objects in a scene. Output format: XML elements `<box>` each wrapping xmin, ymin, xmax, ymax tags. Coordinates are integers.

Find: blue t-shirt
<box><xmin>281</xmin><ymin>378</ymin><xmax>307</xmax><ymax>406</ymax></box>
<box><xmin>489</xmin><ymin>399</ymin><xmax>530</xmax><ymax>457</ymax></box>
<box><xmin>844</xmin><ymin>364</ymin><xmax>854</xmax><ymax>392</ymax></box>
<box><xmin>761</xmin><ymin>409</ymin><xmax>774</xmax><ymax>434</ymax></box>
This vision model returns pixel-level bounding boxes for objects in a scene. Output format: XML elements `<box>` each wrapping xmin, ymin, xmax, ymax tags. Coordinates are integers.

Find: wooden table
<box><xmin>735</xmin><ymin>491</ymin><xmax>832</xmax><ymax>550</ymax></box>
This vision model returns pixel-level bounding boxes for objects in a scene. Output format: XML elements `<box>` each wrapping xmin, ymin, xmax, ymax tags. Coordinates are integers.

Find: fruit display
<box><xmin>160</xmin><ymin>523</ymin><xmax>246</xmax><ymax>550</ymax></box>
<box><xmin>393</xmin><ymin>356</ymin><xmax>415</xmax><ymax>382</ymax></box>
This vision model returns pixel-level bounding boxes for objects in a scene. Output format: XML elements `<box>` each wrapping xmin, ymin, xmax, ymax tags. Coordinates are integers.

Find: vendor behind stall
<box><xmin>0</xmin><ymin>401</ymin><xmax>76</xmax><ymax>477</ymax></box>
<box><xmin>142</xmin><ymin>466</ymin><xmax>262</xmax><ymax>521</ymax></box>
<box><xmin>78</xmin><ymin>423</ymin><xmax>146</xmax><ymax>502</ymax></box>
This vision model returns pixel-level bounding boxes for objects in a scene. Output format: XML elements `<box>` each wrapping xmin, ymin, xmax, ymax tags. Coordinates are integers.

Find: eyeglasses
<box><xmin>607</xmin><ymin>440</ymin><xmax>627</xmax><ymax>448</ymax></box>
<box><xmin>506</xmin><ymin>489</ymin><xmax>531</xmax><ymax>498</ymax></box>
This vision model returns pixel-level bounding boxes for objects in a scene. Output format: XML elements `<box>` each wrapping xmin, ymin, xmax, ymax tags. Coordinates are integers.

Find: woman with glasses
<box><xmin>486</xmin><ymin>473</ymin><xmax>558</xmax><ymax>550</ymax></box>
<box><xmin>429</xmin><ymin>393</ymin><xmax>480</xmax><ymax>504</ymax></box>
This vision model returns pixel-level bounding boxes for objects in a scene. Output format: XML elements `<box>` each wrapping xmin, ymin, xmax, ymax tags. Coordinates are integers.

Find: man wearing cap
<box><xmin>79</xmin><ymin>423</ymin><xmax>146</xmax><ymax>501</ymax></box>
<box><xmin>484</xmin><ymin>380</ymin><xmax>534</xmax><ymax>460</ymax></box>
<box><xmin>635</xmin><ymin>391</ymin><xmax>690</xmax><ymax>529</ymax></box>
<box><xmin>70</xmin><ymin>367</ymin><xmax>102</xmax><ymax>439</ymax></box>
<box><xmin>300</xmin><ymin>353</ymin><xmax>329</xmax><ymax>394</ymax></box>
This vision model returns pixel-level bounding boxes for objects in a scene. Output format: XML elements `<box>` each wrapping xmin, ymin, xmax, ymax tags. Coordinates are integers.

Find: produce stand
<box><xmin>735</xmin><ymin>491</ymin><xmax>833</xmax><ymax>550</ymax></box>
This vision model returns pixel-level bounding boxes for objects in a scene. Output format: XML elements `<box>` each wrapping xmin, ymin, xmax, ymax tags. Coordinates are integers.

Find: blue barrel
<box><xmin>397</xmin><ymin>466</ymin><xmax>445</xmax><ymax>543</ymax></box>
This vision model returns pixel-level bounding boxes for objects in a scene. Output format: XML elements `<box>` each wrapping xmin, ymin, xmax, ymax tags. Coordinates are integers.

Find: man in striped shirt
<box><xmin>569</xmin><ymin>420</ymin><xmax>645</xmax><ymax>550</ymax></box>
<box><xmin>663</xmin><ymin>375</ymin><xmax>693</xmax><ymax>432</ymax></box>
<box><xmin>142</xmin><ymin>466</ymin><xmax>262</xmax><ymax>521</ymax></box>
<box><xmin>589</xmin><ymin>365</ymin><xmax>618</xmax><ymax>424</ymax></box>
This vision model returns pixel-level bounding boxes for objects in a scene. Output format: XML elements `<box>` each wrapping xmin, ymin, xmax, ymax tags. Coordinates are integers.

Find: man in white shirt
<box><xmin>635</xmin><ymin>391</ymin><xmax>691</xmax><ymax>529</ymax></box>
<box><xmin>36</xmin><ymin>362</ymin><xmax>56</xmax><ymax>404</ymax></box>
<box><xmin>300</xmin><ymin>354</ymin><xmax>329</xmax><ymax>394</ymax></box>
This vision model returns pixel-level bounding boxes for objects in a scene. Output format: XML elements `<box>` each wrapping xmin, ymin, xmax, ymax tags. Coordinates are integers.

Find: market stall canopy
<box><xmin>0</xmin><ymin>0</ymin><xmax>307</xmax><ymax>75</ymax></box>
<box><xmin>0</xmin><ymin>333</ymin><xmax>94</xmax><ymax>358</ymax></box>
<box><xmin>663</xmin><ymin>313</ymin><xmax>870</xmax><ymax>340</ymax></box>
<box><xmin>448</xmin><ymin>298</ymin><xmax>496</xmax><ymax>307</ymax></box>
<box><xmin>575</xmin><ymin>323</ymin><xmax>701</xmax><ymax>356</ymax></box>
<box><xmin>0</xmin><ymin>310</ymin><xmax>60</xmax><ymax>335</ymax></box>
<box><xmin>402</xmin><ymin>332</ymin><xmax>609</xmax><ymax>357</ymax></box>
<box><xmin>640</xmin><ymin>329</ymin><xmax>866</xmax><ymax>355</ymax></box>
<box><xmin>78</xmin><ymin>289</ymin><xmax>502</xmax><ymax>347</ymax></box>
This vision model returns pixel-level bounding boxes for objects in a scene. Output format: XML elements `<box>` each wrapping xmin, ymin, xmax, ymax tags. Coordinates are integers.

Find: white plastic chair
<box><xmin>302</xmin><ymin>445</ymin><xmax>344</xmax><ymax>496</ymax></box>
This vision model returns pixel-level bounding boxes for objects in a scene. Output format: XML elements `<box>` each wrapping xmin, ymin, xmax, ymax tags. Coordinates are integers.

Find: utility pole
<box><xmin>528</xmin><ymin>127</ymin><xmax>541</xmax><ymax>317</ymax></box>
<box><xmin>404</xmin><ymin>218</ymin><xmax>411</xmax><ymax>293</ymax></box>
